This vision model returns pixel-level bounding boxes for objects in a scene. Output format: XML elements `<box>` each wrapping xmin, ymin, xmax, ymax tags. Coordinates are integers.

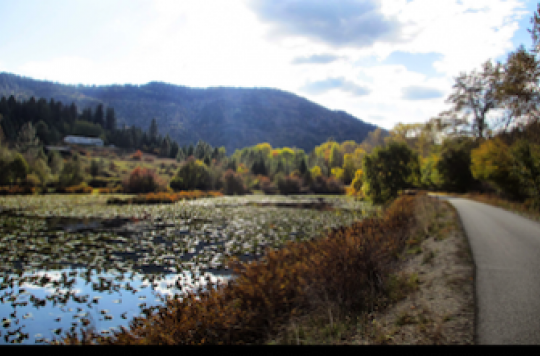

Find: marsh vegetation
<box><xmin>0</xmin><ymin>194</ymin><xmax>371</xmax><ymax>344</ymax></box>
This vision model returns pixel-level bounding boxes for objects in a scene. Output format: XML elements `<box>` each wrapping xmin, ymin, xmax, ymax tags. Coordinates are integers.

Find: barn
<box><xmin>63</xmin><ymin>135</ymin><xmax>104</xmax><ymax>146</ymax></box>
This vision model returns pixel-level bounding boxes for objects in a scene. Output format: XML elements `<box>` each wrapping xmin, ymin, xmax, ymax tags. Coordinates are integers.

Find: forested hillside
<box><xmin>0</xmin><ymin>73</ymin><xmax>380</xmax><ymax>153</ymax></box>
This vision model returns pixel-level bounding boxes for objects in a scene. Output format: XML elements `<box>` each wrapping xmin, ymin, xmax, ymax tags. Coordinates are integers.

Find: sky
<box><xmin>0</xmin><ymin>0</ymin><xmax>538</xmax><ymax>130</ymax></box>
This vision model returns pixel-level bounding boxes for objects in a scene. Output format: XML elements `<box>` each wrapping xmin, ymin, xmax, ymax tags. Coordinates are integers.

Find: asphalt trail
<box><xmin>445</xmin><ymin>197</ymin><xmax>540</xmax><ymax>344</ymax></box>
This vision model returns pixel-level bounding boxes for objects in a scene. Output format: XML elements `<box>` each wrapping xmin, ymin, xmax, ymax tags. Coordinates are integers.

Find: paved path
<box><xmin>442</xmin><ymin>197</ymin><xmax>540</xmax><ymax>344</ymax></box>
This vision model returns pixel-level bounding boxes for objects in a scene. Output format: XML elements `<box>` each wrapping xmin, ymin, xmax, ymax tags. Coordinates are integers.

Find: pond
<box><xmin>0</xmin><ymin>194</ymin><xmax>373</xmax><ymax>344</ymax></box>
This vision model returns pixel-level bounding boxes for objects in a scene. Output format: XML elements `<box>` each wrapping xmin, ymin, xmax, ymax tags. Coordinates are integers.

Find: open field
<box><xmin>0</xmin><ymin>194</ymin><xmax>372</xmax><ymax>344</ymax></box>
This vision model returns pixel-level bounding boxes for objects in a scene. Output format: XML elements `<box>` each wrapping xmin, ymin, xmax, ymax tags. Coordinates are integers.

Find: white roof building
<box><xmin>63</xmin><ymin>135</ymin><xmax>104</xmax><ymax>146</ymax></box>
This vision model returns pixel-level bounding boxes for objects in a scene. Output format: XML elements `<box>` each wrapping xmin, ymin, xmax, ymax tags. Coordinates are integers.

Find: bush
<box><xmin>63</xmin><ymin>183</ymin><xmax>93</xmax><ymax>194</ymax></box>
<box><xmin>260</xmin><ymin>176</ymin><xmax>278</xmax><ymax>195</ymax></box>
<box><xmin>88</xmin><ymin>177</ymin><xmax>110</xmax><ymax>188</ymax></box>
<box><xmin>131</xmin><ymin>150</ymin><xmax>143</xmax><ymax>160</ymax></box>
<box><xmin>122</xmin><ymin>167</ymin><xmax>165</xmax><ymax>193</ymax></box>
<box><xmin>24</xmin><ymin>174</ymin><xmax>42</xmax><ymax>188</ymax></box>
<box><xmin>0</xmin><ymin>186</ymin><xmax>36</xmax><ymax>195</ymax></box>
<box><xmin>222</xmin><ymin>169</ymin><xmax>248</xmax><ymax>195</ymax></box>
<box><xmin>58</xmin><ymin>158</ymin><xmax>85</xmax><ymax>188</ymax></box>
<box><xmin>59</xmin><ymin>195</ymin><xmax>417</xmax><ymax>345</ymax></box>
<box><xmin>276</xmin><ymin>175</ymin><xmax>302</xmax><ymax>195</ymax></box>
<box><xmin>170</xmin><ymin>157</ymin><xmax>211</xmax><ymax>191</ymax></box>
<box><xmin>325</xmin><ymin>177</ymin><xmax>345</xmax><ymax>194</ymax></box>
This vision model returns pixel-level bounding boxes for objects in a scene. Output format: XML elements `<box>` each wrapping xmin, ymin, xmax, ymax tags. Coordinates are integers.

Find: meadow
<box><xmin>0</xmin><ymin>193</ymin><xmax>373</xmax><ymax>344</ymax></box>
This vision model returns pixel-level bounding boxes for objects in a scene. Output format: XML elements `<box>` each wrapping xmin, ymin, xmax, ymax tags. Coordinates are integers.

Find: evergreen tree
<box><xmin>149</xmin><ymin>118</ymin><xmax>159</xmax><ymax>143</ymax></box>
<box><xmin>105</xmin><ymin>107</ymin><xmax>116</xmax><ymax>131</ymax></box>
<box><xmin>94</xmin><ymin>104</ymin><xmax>105</xmax><ymax>127</ymax></box>
<box><xmin>298</xmin><ymin>158</ymin><xmax>307</xmax><ymax>175</ymax></box>
<box><xmin>159</xmin><ymin>137</ymin><xmax>171</xmax><ymax>158</ymax></box>
<box><xmin>170</xmin><ymin>141</ymin><xmax>179</xmax><ymax>159</ymax></box>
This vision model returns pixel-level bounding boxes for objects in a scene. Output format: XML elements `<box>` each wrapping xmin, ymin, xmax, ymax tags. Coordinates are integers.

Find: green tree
<box><xmin>90</xmin><ymin>159</ymin><xmax>101</xmax><ymax>178</ymax></box>
<box><xmin>9</xmin><ymin>153</ymin><xmax>29</xmax><ymax>185</ymax></box>
<box><xmin>159</xmin><ymin>137</ymin><xmax>171</xmax><ymax>158</ymax></box>
<box><xmin>342</xmin><ymin>153</ymin><xmax>356</xmax><ymax>185</ymax></box>
<box><xmin>94</xmin><ymin>104</ymin><xmax>105</xmax><ymax>127</ymax></box>
<box><xmin>509</xmin><ymin>140</ymin><xmax>540</xmax><ymax>206</ymax></box>
<box><xmin>170</xmin><ymin>157</ymin><xmax>211</xmax><ymax>191</ymax></box>
<box><xmin>436</xmin><ymin>138</ymin><xmax>476</xmax><ymax>193</ymax></box>
<box><xmin>329</xmin><ymin>143</ymin><xmax>343</xmax><ymax>168</ymax></box>
<box><xmin>105</xmin><ymin>107</ymin><xmax>117</xmax><ymax>131</ymax></box>
<box><xmin>48</xmin><ymin>150</ymin><xmax>64</xmax><ymax>175</ymax></box>
<box><xmin>58</xmin><ymin>157</ymin><xmax>85</xmax><ymax>188</ymax></box>
<box><xmin>149</xmin><ymin>118</ymin><xmax>159</xmax><ymax>143</ymax></box>
<box><xmin>362</xmin><ymin>141</ymin><xmax>420</xmax><ymax>204</ymax></box>
<box><xmin>16</xmin><ymin>122</ymin><xmax>40</xmax><ymax>153</ymax></box>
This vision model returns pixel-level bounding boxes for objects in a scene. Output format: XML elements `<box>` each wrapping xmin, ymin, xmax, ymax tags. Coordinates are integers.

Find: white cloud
<box><xmin>7</xmin><ymin>0</ymin><xmax>532</xmax><ymax>130</ymax></box>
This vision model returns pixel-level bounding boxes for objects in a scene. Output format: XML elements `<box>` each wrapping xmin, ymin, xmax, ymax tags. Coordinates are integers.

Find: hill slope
<box><xmin>0</xmin><ymin>72</ymin><xmax>380</xmax><ymax>153</ymax></box>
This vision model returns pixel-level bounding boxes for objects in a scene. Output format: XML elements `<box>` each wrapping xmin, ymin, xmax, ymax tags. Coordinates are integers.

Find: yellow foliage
<box><xmin>470</xmin><ymin>138</ymin><xmax>511</xmax><ymax>182</ymax></box>
<box><xmin>310</xmin><ymin>165</ymin><xmax>322</xmax><ymax>178</ymax></box>
<box><xmin>331</xmin><ymin>167</ymin><xmax>344</xmax><ymax>181</ymax></box>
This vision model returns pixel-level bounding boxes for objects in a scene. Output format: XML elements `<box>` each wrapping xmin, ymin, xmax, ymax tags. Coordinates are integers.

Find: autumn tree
<box><xmin>362</xmin><ymin>141</ymin><xmax>420</xmax><ymax>204</ymax></box>
<box><xmin>170</xmin><ymin>157</ymin><xmax>211</xmax><ymax>191</ymax></box>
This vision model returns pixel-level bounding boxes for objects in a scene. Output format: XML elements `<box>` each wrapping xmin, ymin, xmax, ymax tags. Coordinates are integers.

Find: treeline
<box><xmin>0</xmin><ymin>95</ymin><xmax>229</xmax><ymax>161</ymax></box>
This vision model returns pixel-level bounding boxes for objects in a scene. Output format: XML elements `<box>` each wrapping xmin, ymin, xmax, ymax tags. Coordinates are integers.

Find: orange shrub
<box><xmin>0</xmin><ymin>186</ymin><xmax>36</xmax><ymax>195</ymax></box>
<box><xmin>131</xmin><ymin>150</ymin><xmax>143</xmax><ymax>160</ymax></box>
<box><xmin>122</xmin><ymin>167</ymin><xmax>165</xmax><ymax>193</ymax></box>
<box><xmin>64</xmin><ymin>184</ymin><xmax>93</xmax><ymax>194</ymax></box>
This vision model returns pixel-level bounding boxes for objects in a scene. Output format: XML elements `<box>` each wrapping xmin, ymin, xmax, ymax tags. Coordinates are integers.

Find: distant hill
<box><xmin>0</xmin><ymin>72</ymin><xmax>381</xmax><ymax>153</ymax></box>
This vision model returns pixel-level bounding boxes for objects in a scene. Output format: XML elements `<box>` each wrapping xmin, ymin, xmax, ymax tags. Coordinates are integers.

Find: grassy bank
<box><xmin>264</xmin><ymin>195</ymin><xmax>474</xmax><ymax>344</ymax></box>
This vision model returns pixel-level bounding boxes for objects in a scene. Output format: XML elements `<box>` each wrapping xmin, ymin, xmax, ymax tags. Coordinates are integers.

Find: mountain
<box><xmin>0</xmin><ymin>72</ymin><xmax>381</xmax><ymax>153</ymax></box>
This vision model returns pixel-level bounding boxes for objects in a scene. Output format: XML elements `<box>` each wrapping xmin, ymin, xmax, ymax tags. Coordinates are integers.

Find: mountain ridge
<box><xmin>0</xmin><ymin>72</ymin><xmax>381</xmax><ymax>153</ymax></box>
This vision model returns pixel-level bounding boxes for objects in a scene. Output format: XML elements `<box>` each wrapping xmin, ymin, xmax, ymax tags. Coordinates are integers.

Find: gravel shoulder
<box><xmin>349</xmin><ymin>197</ymin><xmax>475</xmax><ymax>344</ymax></box>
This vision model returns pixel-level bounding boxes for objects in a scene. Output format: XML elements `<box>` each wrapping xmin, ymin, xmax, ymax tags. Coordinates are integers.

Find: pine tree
<box><xmin>149</xmin><ymin>118</ymin><xmax>159</xmax><ymax>143</ymax></box>
<box><xmin>105</xmin><ymin>107</ymin><xmax>117</xmax><ymax>131</ymax></box>
<box><xmin>94</xmin><ymin>104</ymin><xmax>105</xmax><ymax>127</ymax></box>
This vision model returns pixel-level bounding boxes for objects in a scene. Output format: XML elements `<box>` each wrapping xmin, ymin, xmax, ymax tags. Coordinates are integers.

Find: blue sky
<box><xmin>0</xmin><ymin>0</ymin><xmax>538</xmax><ymax>129</ymax></box>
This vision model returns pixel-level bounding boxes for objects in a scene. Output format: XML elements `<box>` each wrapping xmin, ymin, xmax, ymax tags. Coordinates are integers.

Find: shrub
<box><xmin>222</xmin><ymin>169</ymin><xmax>248</xmax><ymax>195</ymax></box>
<box><xmin>122</xmin><ymin>167</ymin><xmax>165</xmax><ymax>193</ymax></box>
<box><xmin>63</xmin><ymin>183</ymin><xmax>93</xmax><ymax>194</ymax></box>
<box><xmin>88</xmin><ymin>177</ymin><xmax>109</xmax><ymax>188</ymax></box>
<box><xmin>170</xmin><ymin>157</ymin><xmax>211</xmax><ymax>191</ymax></box>
<box><xmin>0</xmin><ymin>185</ymin><xmax>36</xmax><ymax>195</ymax></box>
<box><xmin>276</xmin><ymin>175</ymin><xmax>302</xmax><ymax>195</ymax></box>
<box><xmin>58</xmin><ymin>158</ymin><xmax>85</xmax><ymax>188</ymax></box>
<box><xmin>260</xmin><ymin>176</ymin><xmax>278</xmax><ymax>195</ymax></box>
<box><xmin>59</xmin><ymin>195</ymin><xmax>417</xmax><ymax>345</ymax></box>
<box><xmin>24</xmin><ymin>174</ymin><xmax>42</xmax><ymax>188</ymax></box>
<box><xmin>131</xmin><ymin>150</ymin><xmax>143</xmax><ymax>160</ymax></box>
<box><xmin>325</xmin><ymin>177</ymin><xmax>345</xmax><ymax>194</ymax></box>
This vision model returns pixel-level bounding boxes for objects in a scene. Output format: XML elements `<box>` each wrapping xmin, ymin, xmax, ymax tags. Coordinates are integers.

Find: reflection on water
<box><xmin>0</xmin><ymin>268</ymin><xmax>230</xmax><ymax>344</ymax></box>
